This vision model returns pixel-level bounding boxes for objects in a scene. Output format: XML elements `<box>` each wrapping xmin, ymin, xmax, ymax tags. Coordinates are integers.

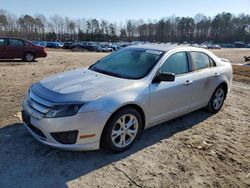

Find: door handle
<box><xmin>213</xmin><ymin>72</ymin><xmax>220</xmax><ymax>77</ymax></box>
<box><xmin>185</xmin><ymin>80</ymin><xmax>193</xmax><ymax>86</ymax></box>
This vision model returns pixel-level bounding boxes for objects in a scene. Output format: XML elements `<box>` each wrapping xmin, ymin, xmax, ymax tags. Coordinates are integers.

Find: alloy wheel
<box><xmin>213</xmin><ymin>88</ymin><xmax>225</xmax><ymax>110</ymax></box>
<box><xmin>25</xmin><ymin>53</ymin><xmax>34</xmax><ymax>62</ymax></box>
<box><xmin>111</xmin><ymin>114</ymin><xmax>138</xmax><ymax>148</ymax></box>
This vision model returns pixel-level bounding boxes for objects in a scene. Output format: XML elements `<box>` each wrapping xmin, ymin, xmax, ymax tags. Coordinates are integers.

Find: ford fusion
<box><xmin>22</xmin><ymin>44</ymin><xmax>232</xmax><ymax>151</ymax></box>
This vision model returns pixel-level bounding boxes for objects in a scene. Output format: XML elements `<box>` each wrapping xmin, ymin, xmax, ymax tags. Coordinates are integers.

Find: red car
<box><xmin>0</xmin><ymin>37</ymin><xmax>47</xmax><ymax>62</ymax></box>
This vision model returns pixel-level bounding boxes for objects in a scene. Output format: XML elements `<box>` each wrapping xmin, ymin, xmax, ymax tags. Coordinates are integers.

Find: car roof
<box><xmin>128</xmin><ymin>43</ymin><xmax>202</xmax><ymax>52</ymax></box>
<box><xmin>0</xmin><ymin>37</ymin><xmax>27</xmax><ymax>41</ymax></box>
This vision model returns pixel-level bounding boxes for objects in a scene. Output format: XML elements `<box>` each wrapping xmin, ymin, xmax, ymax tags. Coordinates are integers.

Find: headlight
<box><xmin>45</xmin><ymin>104</ymin><xmax>83</xmax><ymax>118</ymax></box>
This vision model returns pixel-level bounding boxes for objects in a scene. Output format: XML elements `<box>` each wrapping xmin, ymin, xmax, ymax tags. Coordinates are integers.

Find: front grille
<box><xmin>25</xmin><ymin>90</ymin><xmax>54</xmax><ymax>119</ymax></box>
<box><xmin>27</xmin><ymin>122</ymin><xmax>46</xmax><ymax>139</ymax></box>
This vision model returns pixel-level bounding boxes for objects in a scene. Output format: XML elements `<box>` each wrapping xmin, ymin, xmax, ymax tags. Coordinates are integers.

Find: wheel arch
<box><xmin>100</xmin><ymin>103</ymin><xmax>146</xmax><ymax>148</ymax></box>
<box><xmin>218</xmin><ymin>82</ymin><xmax>228</xmax><ymax>97</ymax></box>
<box><xmin>105</xmin><ymin>103</ymin><xmax>146</xmax><ymax>130</ymax></box>
<box><xmin>114</xmin><ymin>104</ymin><xmax>146</xmax><ymax>130</ymax></box>
<box><xmin>206</xmin><ymin>81</ymin><xmax>228</xmax><ymax>113</ymax></box>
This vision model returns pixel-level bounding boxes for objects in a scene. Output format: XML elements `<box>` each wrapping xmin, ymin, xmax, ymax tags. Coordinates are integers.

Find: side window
<box><xmin>210</xmin><ymin>58</ymin><xmax>216</xmax><ymax>67</ymax></box>
<box><xmin>190</xmin><ymin>52</ymin><xmax>211</xmax><ymax>71</ymax></box>
<box><xmin>8</xmin><ymin>39</ymin><xmax>24</xmax><ymax>47</ymax></box>
<box><xmin>0</xmin><ymin>39</ymin><xmax>7</xmax><ymax>46</ymax></box>
<box><xmin>160</xmin><ymin>52</ymin><xmax>189</xmax><ymax>75</ymax></box>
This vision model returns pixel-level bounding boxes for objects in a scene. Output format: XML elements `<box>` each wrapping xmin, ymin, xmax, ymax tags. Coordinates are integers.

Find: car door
<box><xmin>149</xmin><ymin>51</ymin><xmax>197</xmax><ymax>125</ymax></box>
<box><xmin>188</xmin><ymin>51</ymin><xmax>217</xmax><ymax>106</ymax></box>
<box><xmin>0</xmin><ymin>38</ymin><xmax>8</xmax><ymax>59</ymax></box>
<box><xmin>6</xmin><ymin>38</ymin><xmax>25</xmax><ymax>59</ymax></box>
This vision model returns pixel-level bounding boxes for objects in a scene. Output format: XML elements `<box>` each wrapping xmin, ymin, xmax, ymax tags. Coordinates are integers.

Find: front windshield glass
<box><xmin>89</xmin><ymin>48</ymin><xmax>163</xmax><ymax>79</ymax></box>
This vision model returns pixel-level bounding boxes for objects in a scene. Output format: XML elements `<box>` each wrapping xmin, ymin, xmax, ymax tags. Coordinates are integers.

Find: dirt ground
<box><xmin>0</xmin><ymin>48</ymin><xmax>249</xmax><ymax>187</ymax></box>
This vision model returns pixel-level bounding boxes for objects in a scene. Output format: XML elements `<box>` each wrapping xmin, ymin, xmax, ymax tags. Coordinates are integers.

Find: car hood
<box><xmin>31</xmin><ymin>68</ymin><xmax>135</xmax><ymax>103</ymax></box>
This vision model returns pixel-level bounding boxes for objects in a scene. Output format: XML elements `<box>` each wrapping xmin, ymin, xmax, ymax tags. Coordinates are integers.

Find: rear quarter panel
<box><xmin>25</xmin><ymin>42</ymin><xmax>47</xmax><ymax>58</ymax></box>
<box><xmin>216</xmin><ymin>59</ymin><xmax>233</xmax><ymax>93</ymax></box>
<box><xmin>198</xmin><ymin>49</ymin><xmax>233</xmax><ymax>94</ymax></box>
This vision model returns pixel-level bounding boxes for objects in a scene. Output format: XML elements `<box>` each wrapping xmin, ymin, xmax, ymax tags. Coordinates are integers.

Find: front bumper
<box><xmin>22</xmin><ymin>108</ymin><xmax>111</xmax><ymax>151</ymax></box>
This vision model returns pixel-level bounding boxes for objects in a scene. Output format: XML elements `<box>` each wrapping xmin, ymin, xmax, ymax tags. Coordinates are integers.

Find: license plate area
<box><xmin>22</xmin><ymin>110</ymin><xmax>47</xmax><ymax>139</ymax></box>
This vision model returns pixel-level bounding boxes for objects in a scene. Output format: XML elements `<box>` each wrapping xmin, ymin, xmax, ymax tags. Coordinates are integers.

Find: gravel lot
<box><xmin>0</xmin><ymin>49</ymin><xmax>249</xmax><ymax>187</ymax></box>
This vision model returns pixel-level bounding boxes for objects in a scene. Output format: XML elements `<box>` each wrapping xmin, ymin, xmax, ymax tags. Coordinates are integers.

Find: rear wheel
<box><xmin>206</xmin><ymin>85</ymin><xmax>226</xmax><ymax>113</ymax></box>
<box><xmin>101</xmin><ymin>108</ymin><xmax>143</xmax><ymax>152</ymax></box>
<box><xmin>23</xmin><ymin>52</ymin><xmax>34</xmax><ymax>62</ymax></box>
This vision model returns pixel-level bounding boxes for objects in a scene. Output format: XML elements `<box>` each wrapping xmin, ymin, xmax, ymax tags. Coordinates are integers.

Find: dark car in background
<box><xmin>63</xmin><ymin>42</ymin><xmax>76</xmax><ymax>49</ymax></box>
<box><xmin>0</xmin><ymin>38</ymin><xmax>47</xmax><ymax>62</ymax></box>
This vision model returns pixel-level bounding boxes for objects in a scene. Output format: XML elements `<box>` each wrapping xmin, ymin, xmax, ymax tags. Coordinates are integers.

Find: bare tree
<box><xmin>0</xmin><ymin>9</ymin><xmax>249</xmax><ymax>43</ymax></box>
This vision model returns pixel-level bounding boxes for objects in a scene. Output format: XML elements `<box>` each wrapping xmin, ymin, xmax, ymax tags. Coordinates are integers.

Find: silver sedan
<box><xmin>22</xmin><ymin>44</ymin><xmax>232</xmax><ymax>151</ymax></box>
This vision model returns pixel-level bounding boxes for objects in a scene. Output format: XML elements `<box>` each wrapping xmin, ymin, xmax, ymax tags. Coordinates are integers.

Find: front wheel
<box><xmin>23</xmin><ymin>52</ymin><xmax>34</xmax><ymax>62</ymax></box>
<box><xmin>206</xmin><ymin>85</ymin><xmax>226</xmax><ymax>113</ymax></box>
<box><xmin>101</xmin><ymin>108</ymin><xmax>143</xmax><ymax>152</ymax></box>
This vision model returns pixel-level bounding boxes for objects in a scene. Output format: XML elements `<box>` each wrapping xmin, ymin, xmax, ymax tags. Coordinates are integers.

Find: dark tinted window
<box><xmin>0</xmin><ymin>39</ymin><xmax>7</xmax><ymax>46</ymax></box>
<box><xmin>91</xmin><ymin>49</ymin><xmax>163</xmax><ymax>79</ymax></box>
<box><xmin>160</xmin><ymin>52</ymin><xmax>189</xmax><ymax>75</ymax></box>
<box><xmin>190</xmin><ymin>52</ymin><xmax>211</xmax><ymax>70</ymax></box>
<box><xmin>8</xmin><ymin>39</ymin><xmax>24</xmax><ymax>47</ymax></box>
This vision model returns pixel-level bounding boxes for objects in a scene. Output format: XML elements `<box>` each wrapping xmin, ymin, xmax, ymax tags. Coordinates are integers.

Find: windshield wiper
<box><xmin>89</xmin><ymin>65</ymin><xmax>122</xmax><ymax>78</ymax></box>
<box><xmin>89</xmin><ymin>64</ymin><xmax>136</xmax><ymax>79</ymax></box>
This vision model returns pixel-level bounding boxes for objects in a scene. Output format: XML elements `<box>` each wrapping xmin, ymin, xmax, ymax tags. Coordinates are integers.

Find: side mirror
<box><xmin>153</xmin><ymin>72</ymin><xmax>175</xmax><ymax>83</ymax></box>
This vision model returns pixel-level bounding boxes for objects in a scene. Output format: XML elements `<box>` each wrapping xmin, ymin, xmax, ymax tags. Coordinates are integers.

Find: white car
<box><xmin>22</xmin><ymin>44</ymin><xmax>233</xmax><ymax>152</ymax></box>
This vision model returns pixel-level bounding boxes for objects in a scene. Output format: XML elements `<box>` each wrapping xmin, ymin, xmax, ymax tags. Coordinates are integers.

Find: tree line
<box><xmin>0</xmin><ymin>9</ymin><xmax>250</xmax><ymax>43</ymax></box>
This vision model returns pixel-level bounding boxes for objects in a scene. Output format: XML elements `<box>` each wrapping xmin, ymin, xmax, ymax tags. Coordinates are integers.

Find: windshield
<box><xmin>89</xmin><ymin>48</ymin><xmax>163</xmax><ymax>79</ymax></box>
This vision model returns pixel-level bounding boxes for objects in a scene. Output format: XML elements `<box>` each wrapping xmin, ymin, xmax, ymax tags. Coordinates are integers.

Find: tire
<box><xmin>101</xmin><ymin>107</ymin><xmax>143</xmax><ymax>152</ymax></box>
<box><xmin>206</xmin><ymin>85</ymin><xmax>226</xmax><ymax>113</ymax></box>
<box><xmin>23</xmin><ymin>52</ymin><xmax>34</xmax><ymax>62</ymax></box>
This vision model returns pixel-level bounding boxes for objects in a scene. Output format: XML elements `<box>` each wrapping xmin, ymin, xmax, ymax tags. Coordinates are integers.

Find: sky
<box><xmin>1</xmin><ymin>0</ymin><xmax>250</xmax><ymax>22</ymax></box>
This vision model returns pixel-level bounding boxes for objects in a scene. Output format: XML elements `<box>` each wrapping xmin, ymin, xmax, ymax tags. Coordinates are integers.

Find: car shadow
<box><xmin>0</xmin><ymin>109</ymin><xmax>213</xmax><ymax>187</ymax></box>
<box><xmin>0</xmin><ymin>59</ymin><xmax>38</xmax><ymax>64</ymax></box>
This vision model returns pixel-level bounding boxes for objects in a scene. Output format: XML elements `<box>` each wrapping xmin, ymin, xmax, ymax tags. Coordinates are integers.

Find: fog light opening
<box><xmin>51</xmin><ymin>130</ymin><xmax>78</xmax><ymax>144</ymax></box>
